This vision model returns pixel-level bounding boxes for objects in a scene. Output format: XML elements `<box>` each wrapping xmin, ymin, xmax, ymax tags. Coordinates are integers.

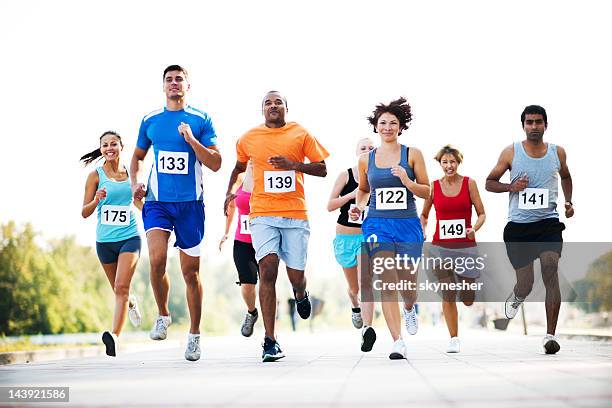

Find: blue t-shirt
<box><xmin>137</xmin><ymin>106</ymin><xmax>217</xmax><ymax>202</ymax></box>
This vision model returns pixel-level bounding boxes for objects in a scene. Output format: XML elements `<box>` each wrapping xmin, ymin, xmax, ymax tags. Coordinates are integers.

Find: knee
<box><xmin>114</xmin><ymin>282</ymin><xmax>130</xmax><ymax>298</ymax></box>
<box><xmin>462</xmin><ymin>299</ymin><xmax>474</xmax><ymax>307</ymax></box>
<box><xmin>149</xmin><ymin>254</ymin><xmax>167</xmax><ymax>273</ymax></box>
<box><xmin>182</xmin><ymin>269</ymin><xmax>200</xmax><ymax>286</ymax></box>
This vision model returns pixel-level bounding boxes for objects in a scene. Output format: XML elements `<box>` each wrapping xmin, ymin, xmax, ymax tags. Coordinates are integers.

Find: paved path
<box><xmin>1</xmin><ymin>327</ymin><xmax>611</xmax><ymax>407</ymax></box>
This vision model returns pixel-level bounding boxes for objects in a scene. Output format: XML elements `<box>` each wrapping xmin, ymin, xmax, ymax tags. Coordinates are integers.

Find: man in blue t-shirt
<box><xmin>130</xmin><ymin>65</ymin><xmax>222</xmax><ymax>362</ymax></box>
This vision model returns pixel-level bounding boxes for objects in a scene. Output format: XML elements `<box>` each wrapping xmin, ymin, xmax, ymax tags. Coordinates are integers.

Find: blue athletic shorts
<box><xmin>361</xmin><ymin>217</ymin><xmax>424</xmax><ymax>259</ymax></box>
<box><xmin>333</xmin><ymin>234</ymin><xmax>363</xmax><ymax>268</ymax></box>
<box><xmin>96</xmin><ymin>236</ymin><xmax>141</xmax><ymax>264</ymax></box>
<box><xmin>142</xmin><ymin>201</ymin><xmax>204</xmax><ymax>256</ymax></box>
<box><xmin>250</xmin><ymin>216</ymin><xmax>310</xmax><ymax>270</ymax></box>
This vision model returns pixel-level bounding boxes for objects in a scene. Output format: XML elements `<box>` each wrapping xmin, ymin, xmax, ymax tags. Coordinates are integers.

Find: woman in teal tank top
<box><xmin>80</xmin><ymin>131</ymin><xmax>143</xmax><ymax>357</ymax></box>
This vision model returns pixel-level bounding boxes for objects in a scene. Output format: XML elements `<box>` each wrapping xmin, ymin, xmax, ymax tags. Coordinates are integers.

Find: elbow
<box><xmin>210</xmin><ymin>159</ymin><xmax>222</xmax><ymax>172</ymax></box>
<box><xmin>81</xmin><ymin>210</ymin><xmax>89</xmax><ymax>219</ymax></box>
<box><xmin>485</xmin><ymin>180</ymin><xmax>494</xmax><ymax>192</ymax></box>
<box><xmin>326</xmin><ymin>203</ymin><xmax>334</xmax><ymax>212</ymax></box>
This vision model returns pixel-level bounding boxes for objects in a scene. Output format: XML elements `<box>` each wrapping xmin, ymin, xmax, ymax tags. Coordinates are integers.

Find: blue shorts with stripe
<box><xmin>142</xmin><ymin>201</ymin><xmax>204</xmax><ymax>256</ymax></box>
<box><xmin>361</xmin><ymin>216</ymin><xmax>424</xmax><ymax>259</ymax></box>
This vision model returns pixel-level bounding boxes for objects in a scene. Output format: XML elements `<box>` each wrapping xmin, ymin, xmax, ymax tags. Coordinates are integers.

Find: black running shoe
<box><xmin>361</xmin><ymin>326</ymin><xmax>376</xmax><ymax>352</ymax></box>
<box><xmin>543</xmin><ymin>334</ymin><xmax>561</xmax><ymax>355</ymax></box>
<box><xmin>102</xmin><ymin>331</ymin><xmax>117</xmax><ymax>357</ymax></box>
<box><xmin>262</xmin><ymin>337</ymin><xmax>285</xmax><ymax>362</ymax></box>
<box><xmin>294</xmin><ymin>290</ymin><xmax>311</xmax><ymax>319</ymax></box>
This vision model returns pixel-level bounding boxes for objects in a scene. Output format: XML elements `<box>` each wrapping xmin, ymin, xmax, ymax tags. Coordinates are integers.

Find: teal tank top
<box><xmin>367</xmin><ymin>144</ymin><xmax>417</xmax><ymax>218</ymax></box>
<box><xmin>95</xmin><ymin>167</ymin><xmax>139</xmax><ymax>242</ymax></box>
<box><xmin>509</xmin><ymin>141</ymin><xmax>560</xmax><ymax>223</ymax></box>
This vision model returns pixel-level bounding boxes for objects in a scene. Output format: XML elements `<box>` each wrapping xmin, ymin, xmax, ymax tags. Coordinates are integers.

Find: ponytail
<box><xmin>80</xmin><ymin>130</ymin><xmax>122</xmax><ymax>166</ymax></box>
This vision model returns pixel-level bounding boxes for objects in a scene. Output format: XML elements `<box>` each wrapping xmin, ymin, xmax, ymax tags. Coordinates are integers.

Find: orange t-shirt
<box><xmin>236</xmin><ymin>122</ymin><xmax>330</xmax><ymax>220</ymax></box>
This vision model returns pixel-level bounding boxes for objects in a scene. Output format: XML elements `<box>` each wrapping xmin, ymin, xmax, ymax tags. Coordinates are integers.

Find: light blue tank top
<box><xmin>367</xmin><ymin>145</ymin><xmax>417</xmax><ymax>218</ymax></box>
<box><xmin>96</xmin><ymin>167</ymin><xmax>139</xmax><ymax>243</ymax></box>
<box><xmin>509</xmin><ymin>141</ymin><xmax>560</xmax><ymax>223</ymax></box>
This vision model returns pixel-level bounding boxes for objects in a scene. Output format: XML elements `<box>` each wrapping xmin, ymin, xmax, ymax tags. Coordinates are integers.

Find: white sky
<box><xmin>1</xmin><ymin>0</ymin><xmax>610</xmax><ymax>275</ymax></box>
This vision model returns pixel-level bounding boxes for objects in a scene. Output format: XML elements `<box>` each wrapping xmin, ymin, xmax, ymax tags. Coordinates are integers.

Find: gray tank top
<box><xmin>367</xmin><ymin>145</ymin><xmax>417</xmax><ymax>218</ymax></box>
<box><xmin>509</xmin><ymin>141</ymin><xmax>560</xmax><ymax>223</ymax></box>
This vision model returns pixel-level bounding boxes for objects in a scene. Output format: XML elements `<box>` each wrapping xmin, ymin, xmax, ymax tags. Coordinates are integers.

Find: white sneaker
<box><xmin>150</xmin><ymin>315</ymin><xmax>172</xmax><ymax>340</ymax></box>
<box><xmin>389</xmin><ymin>339</ymin><xmax>407</xmax><ymax>360</ymax></box>
<box><xmin>446</xmin><ymin>337</ymin><xmax>460</xmax><ymax>353</ymax></box>
<box><xmin>504</xmin><ymin>292</ymin><xmax>524</xmax><ymax>319</ymax></box>
<box><xmin>351</xmin><ymin>311</ymin><xmax>363</xmax><ymax>329</ymax></box>
<box><xmin>128</xmin><ymin>295</ymin><xmax>142</xmax><ymax>328</ymax></box>
<box><xmin>542</xmin><ymin>334</ymin><xmax>561</xmax><ymax>355</ymax></box>
<box><xmin>241</xmin><ymin>310</ymin><xmax>258</xmax><ymax>337</ymax></box>
<box><xmin>403</xmin><ymin>306</ymin><xmax>418</xmax><ymax>335</ymax></box>
<box><xmin>185</xmin><ymin>334</ymin><xmax>201</xmax><ymax>361</ymax></box>
<box><xmin>102</xmin><ymin>331</ymin><xmax>118</xmax><ymax>357</ymax></box>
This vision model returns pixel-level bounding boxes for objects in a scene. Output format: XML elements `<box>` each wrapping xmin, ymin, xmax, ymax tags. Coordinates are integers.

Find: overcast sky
<box><xmin>1</xmin><ymin>0</ymin><xmax>610</xmax><ymax>275</ymax></box>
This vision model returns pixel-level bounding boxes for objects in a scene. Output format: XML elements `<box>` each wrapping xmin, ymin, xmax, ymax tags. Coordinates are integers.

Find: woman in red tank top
<box><xmin>420</xmin><ymin>145</ymin><xmax>486</xmax><ymax>353</ymax></box>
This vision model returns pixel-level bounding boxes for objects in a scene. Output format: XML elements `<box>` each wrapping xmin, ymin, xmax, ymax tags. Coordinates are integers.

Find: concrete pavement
<box><xmin>1</xmin><ymin>327</ymin><xmax>611</xmax><ymax>407</ymax></box>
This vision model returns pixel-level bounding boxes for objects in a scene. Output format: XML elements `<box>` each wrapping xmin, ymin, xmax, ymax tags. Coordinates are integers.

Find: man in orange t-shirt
<box><xmin>225</xmin><ymin>91</ymin><xmax>329</xmax><ymax>362</ymax></box>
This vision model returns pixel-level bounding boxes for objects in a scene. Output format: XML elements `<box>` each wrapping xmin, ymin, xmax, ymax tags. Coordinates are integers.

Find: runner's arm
<box><xmin>420</xmin><ymin>182</ymin><xmax>434</xmax><ymax>237</ymax></box>
<box><xmin>468</xmin><ymin>178</ymin><xmax>486</xmax><ymax>232</ymax></box>
<box><xmin>82</xmin><ymin>171</ymin><xmax>101</xmax><ymax>218</ymax></box>
<box><xmin>130</xmin><ymin>147</ymin><xmax>148</xmax><ymax>200</ymax></box>
<box><xmin>407</xmin><ymin>148</ymin><xmax>430</xmax><ymax>199</ymax></box>
<box><xmin>354</xmin><ymin>153</ymin><xmax>371</xmax><ymax>211</ymax></box>
<box><xmin>268</xmin><ymin>156</ymin><xmax>327</xmax><ymax>177</ymax></box>
<box><xmin>327</xmin><ymin>171</ymin><xmax>354</xmax><ymax>211</ymax></box>
<box><xmin>225</xmin><ymin>161</ymin><xmax>247</xmax><ymax>216</ymax></box>
<box><xmin>485</xmin><ymin>146</ymin><xmax>514</xmax><ymax>193</ymax></box>
<box><xmin>557</xmin><ymin>146</ymin><xmax>574</xmax><ymax>218</ymax></box>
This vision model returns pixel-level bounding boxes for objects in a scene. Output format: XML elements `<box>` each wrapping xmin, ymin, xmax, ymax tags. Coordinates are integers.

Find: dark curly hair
<box><xmin>367</xmin><ymin>97</ymin><xmax>412</xmax><ymax>135</ymax></box>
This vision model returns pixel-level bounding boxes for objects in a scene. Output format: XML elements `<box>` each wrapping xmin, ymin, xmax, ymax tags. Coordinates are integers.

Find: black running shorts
<box><xmin>503</xmin><ymin>218</ymin><xmax>565</xmax><ymax>269</ymax></box>
<box><xmin>233</xmin><ymin>240</ymin><xmax>259</xmax><ymax>285</ymax></box>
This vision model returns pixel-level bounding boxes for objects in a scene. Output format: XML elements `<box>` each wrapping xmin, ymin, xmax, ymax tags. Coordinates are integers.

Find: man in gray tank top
<box><xmin>485</xmin><ymin>105</ymin><xmax>574</xmax><ymax>355</ymax></box>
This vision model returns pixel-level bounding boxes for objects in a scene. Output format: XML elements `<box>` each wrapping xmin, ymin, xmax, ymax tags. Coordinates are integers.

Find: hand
<box><xmin>218</xmin><ymin>234</ymin><xmax>228</xmax><ymax>251</ymax></box>
<box><xmin>268</xmin><ymin>156</ymin><xmax>295</xmax><ymax>170</ymax></box>
<box><xmin>349</xmin><ymin>205</ymin><xmax>362</xmax><ymax>221</ymax></box>
<box><xmin>390</xmin><ymin>166</ymin><xmax>409</xmax><ymax>185</ymax></box>
<box><xmin>94</xmin><ymin>187</ymin><xmax>107</xmax><ymax>203</ymax></box>
<box><xmin>565</xmin><ymin>202</ymin><xmax>574</xmax><ymax>218</ymax></box>
<box><xmin>224</xmin><ymin>193</ymin><xmax>236</xmax><ymax>216</ymax></box>
<box><xmin>466</xmin><ymin>227</ymin><xmax>476</xmax><ymax>240</ymax></box>
<box><xmin>132</xmin><ymin>183</ymin><xmax>146</xmax><ymax>200</ymax></box>
<box><xmin>178</xmin><ymin>122</ymin><xmax>196</xmax><ymax>144</ymax></box>
<box><xmin>509</xmin><ymin>175</ymin><xmax>528</xmax><ymax>192</ymax></box>
<box><xmin>420</xmin><ymin>223</ymin><xmax>427</xmax><ymax>241</ymax></box>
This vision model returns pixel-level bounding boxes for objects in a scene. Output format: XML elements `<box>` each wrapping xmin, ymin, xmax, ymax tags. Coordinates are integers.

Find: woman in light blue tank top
<box><xmin>80</xmin><ymin>131</ymin><xmax>143</xmax><ymax>357</ymax></box>
<box><xmin>350</xmin><ymin>98</ymin><xmax>431</xmax><ymax>360</ymax></box>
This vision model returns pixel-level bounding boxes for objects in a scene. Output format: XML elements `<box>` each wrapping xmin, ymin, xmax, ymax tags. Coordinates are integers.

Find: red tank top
<box><xmin>432</xmin><ymin>176</ymin><xmax>475</xmax><ymax>247</ymax></box>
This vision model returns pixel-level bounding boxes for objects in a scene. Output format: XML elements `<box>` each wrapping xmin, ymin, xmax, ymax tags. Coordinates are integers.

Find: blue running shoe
<box><xmin>294</xmin><ymin>290</ymin><xmax>311</xmax><ymax>319</ymax></box>
<box><xmin>262</xmin><ymin>337</ymin><xmax>285</xmax><ymax>362</ymax></box>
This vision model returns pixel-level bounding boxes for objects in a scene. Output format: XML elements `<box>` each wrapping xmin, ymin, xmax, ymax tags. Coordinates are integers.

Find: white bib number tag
<box><xmin>264</xmin><ymin>170</ymin><xmax>296</xmax><ymax>193</ymax></box>
<box><xmin>375</xmin><ymin>187</ymin><xmax>407</xmax><ymax>210</ymax></box>
<box><xmin>439</xmin><ymin>219</ymin><xmax>466</xmax><ymax>239</ymax></box>
<box><xmin>349</xmin><ymin>204</ymin><xmax>368</xmax><ymax>225</ymax></box>
<box><xmin>240</xmin><ymin>215</ymin><xmax>251</xmax><ymax>235</ymax></box>
<box><xmin>101</xmin><ymin>205</ymin><xmax>130</xmax><ymax>226</ymax></box>
<box><xmin>518</xmin><ymin>188</ymin><xmax>549</xmax><ymax>209</ymax></box>
<box><xmin>158</xmin><ymin>151</ymin><xmax>188</xmax><ymax>174</ymax></box>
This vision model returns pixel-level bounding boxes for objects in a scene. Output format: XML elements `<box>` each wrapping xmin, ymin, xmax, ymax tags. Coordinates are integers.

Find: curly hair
<box><xmin>367</xmin><ymin>97</ymin><xmax>412</xmax><ymax>135</ymax></box>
